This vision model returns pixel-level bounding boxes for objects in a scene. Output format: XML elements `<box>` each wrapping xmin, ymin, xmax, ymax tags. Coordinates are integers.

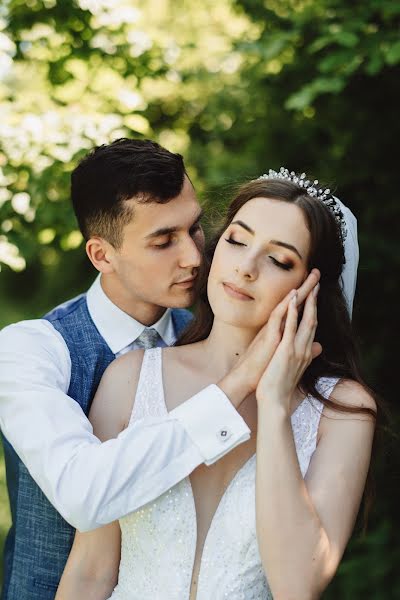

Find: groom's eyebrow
<box><xmin>145</xmin><ymin>209</ymin><xmax>204</xmax><ymax>239</ymax></box>
<box><xmin>231</xmin><ymin>220</ymin><xmax>302</xmax><ymax>259</ymax></box>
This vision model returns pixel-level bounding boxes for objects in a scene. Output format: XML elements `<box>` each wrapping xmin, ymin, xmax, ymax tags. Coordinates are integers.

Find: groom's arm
<box><xmin>0</xmin><ymin>319</ymin><xmax>250</xmax><ymax>531</ymax></box>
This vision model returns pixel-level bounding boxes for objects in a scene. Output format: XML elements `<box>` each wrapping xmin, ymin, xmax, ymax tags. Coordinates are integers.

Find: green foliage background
<box><xmin>0</xmin><ymin>0</ymin><xmax>399</xmax><ymax>596</ymax></box>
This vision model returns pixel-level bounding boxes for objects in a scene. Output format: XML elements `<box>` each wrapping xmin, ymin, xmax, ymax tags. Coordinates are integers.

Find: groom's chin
<box><xmin>167</xmin><ymin>287</ymin><xmax>198</xmax><ymax>308</ymax></box>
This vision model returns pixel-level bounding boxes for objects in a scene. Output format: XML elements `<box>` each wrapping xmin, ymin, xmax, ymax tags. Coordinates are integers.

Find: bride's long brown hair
<box><xmin>179</xmin><ymin>178</ymin><xmax>375</xmax><ymax>416</ymax></box>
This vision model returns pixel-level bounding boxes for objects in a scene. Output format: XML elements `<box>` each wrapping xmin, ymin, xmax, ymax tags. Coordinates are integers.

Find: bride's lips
<box><xmin>223</xmin><ymin>282</ymin><xmax>254</xmax><ymax>301</ymax></box>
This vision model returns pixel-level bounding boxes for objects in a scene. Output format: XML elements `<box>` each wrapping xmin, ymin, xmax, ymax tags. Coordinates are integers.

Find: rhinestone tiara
<box><xmin>256</xmin><ymin>167</ymin><xmax>347</xmax><ymax>240</ymax></box>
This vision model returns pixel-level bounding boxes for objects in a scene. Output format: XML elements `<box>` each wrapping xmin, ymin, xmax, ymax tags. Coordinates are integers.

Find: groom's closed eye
<box><xmin>153</xmin><ymin>238</ymin><xmax>174</xmax><ymax>249</ymax></box>
<box><xmin>153</xmin><ymin>225</ymin><xmax>203</xmax><ymax>250</ymax></box>
<box><xmin>151</xmin><ymin>213</ymin><xmax>204</xmax><ymax>250</ymax></box>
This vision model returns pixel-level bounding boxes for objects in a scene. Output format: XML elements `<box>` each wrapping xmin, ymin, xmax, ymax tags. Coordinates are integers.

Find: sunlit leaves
<box><xmin>385</xmin><ymin>40</ymin><xmax>400</xmax><ymax>66</ymax></box>
<box><xmin>0</xmin><ymin>0</ymin><xmax>258</xmax><ymax>272</ymax></box>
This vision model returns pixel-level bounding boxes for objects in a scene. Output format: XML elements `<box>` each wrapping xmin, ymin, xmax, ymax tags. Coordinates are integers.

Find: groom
<box><xmin>0</xmin><ymin>138</ymin><xmax>319</xmax><ymax>600</ymax></box>
<box><xmin>0</xmin><ymin>138</ymin><xmax>255</xmax><ymax>599</ymax></box>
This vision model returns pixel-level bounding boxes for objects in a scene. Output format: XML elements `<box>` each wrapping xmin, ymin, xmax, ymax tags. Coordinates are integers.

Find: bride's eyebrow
<box><xmin>231</xmin><ymin>220</ymin><xmax>302</xmax><ymax>259</ymax></box>
<box><xmin>231</xmin><ymin>220</ymin><xmax>254</xmax><ymax>235</ymax></box>
<box><xmin>269</xmin><ymin>240</ymin><xmax>302</xmax><ymax>260</ymax></box>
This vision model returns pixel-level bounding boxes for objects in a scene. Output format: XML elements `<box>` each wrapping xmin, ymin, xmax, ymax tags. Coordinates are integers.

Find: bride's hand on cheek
<box><xmin>255</xmin><ymin>284</ymin><xmax>322</xmax><ymax>414</ymax></box>
<box><xmin>227</xmin><ymin>269</ymin><xmax>321</xmax><ymax>397</ymax></box>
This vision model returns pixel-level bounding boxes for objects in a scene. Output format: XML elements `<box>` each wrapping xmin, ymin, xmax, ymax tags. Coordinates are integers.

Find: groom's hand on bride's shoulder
<box><xmin>218</xmin><ymin>269</ymin><xmax>320</xmax><ymax>409</ymax></box>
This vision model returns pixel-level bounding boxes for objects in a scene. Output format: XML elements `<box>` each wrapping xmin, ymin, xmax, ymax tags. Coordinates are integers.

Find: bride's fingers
<box><xmin>282</xmin><ymin>292</ymin><xmax>298</xmax><ymax>345</ymax></box>
<box><xmin>295</xmin><ymin>284</ymin><xmax>318</xmax><ymax>353</ymax></box>
<box><xmin>302</xmin><ymin>287</ymin><xmax>319</xmax><ymax>364</ymax></box>
<box><xmin>295</xmin><ymin>269</ymin><xmax>320</xmax><ymax>308</ymax></box>
<box><xmin>266</xmin><ymin>288</ymin><xmax>296</xmax><ymax>337</ymax></box>
<box><xmin>306</xmin><ymin>285</ymin><xmax>319</xmax><ymax>349</ymax></box>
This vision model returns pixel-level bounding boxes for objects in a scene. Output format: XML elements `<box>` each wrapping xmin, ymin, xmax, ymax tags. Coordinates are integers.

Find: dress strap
<box><xmin>304</xmin><ymin>376</ymin><xmax>341</xmax><ymax>438</ymax></box>
<box><xmin>293</xmin><ymin>376</ymin><xmax>340</xmax><ymax>477</ymax></box>
<box><xmin>315</xmin><ymin>376</ymin><xmax>340</xmax><ymax>401</ymax></box>
<box><xmin>128</xmin><ymin>347</ymin><xmax>166</xmax><ymax>425</ymax></box>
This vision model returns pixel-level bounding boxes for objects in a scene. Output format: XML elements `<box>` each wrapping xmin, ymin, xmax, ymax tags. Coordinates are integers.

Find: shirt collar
<box><xmin>86</xmin><ymin>274</ymin><xmax>176</xmax><ymax>354</ymax></box>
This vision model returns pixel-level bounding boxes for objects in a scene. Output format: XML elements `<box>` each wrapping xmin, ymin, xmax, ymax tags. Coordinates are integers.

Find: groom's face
<box><xmin>108</xmin><ymin>176</ymin><xmax>205</xmax><ymax>310</ymax></box>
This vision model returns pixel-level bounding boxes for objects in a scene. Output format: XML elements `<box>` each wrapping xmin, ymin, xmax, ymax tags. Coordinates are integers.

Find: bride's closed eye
<box><xmin>224</xmin><ymin>236</ymin><xmax>245</xmax><ymax>247</ymax></box>
<box><xmin>224</xmin><ymin>237</ymin><xmax>293</xmax><ymax>271</ymax></box>
<box><xmin>269</xmin><ymin>257</ymin><xmax>293</xmax><ymax>271</ymax></box>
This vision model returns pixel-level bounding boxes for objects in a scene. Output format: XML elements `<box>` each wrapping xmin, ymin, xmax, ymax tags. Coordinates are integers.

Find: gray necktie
<box><xmin>135</xmin><ymin>327</ymin><xmax>161</xmax><ymax>350</ymax></box>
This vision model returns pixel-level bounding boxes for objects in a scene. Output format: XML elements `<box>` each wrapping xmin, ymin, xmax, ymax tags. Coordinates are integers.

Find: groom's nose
<box><xmin>179</xmin><ymin>234</ymin><xmax>203</xmax><ymax>269</ymax></box>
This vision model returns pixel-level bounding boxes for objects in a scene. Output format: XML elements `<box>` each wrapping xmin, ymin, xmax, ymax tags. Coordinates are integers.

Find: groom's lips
<box><xmin>174</xmin><ymin>275</ymin><xmax>197</xmax><ymax>288</ymax></box>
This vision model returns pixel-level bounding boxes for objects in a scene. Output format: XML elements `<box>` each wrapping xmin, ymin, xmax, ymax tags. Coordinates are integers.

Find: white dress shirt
<box><xmin>86</xmin><ymin>275</ymin><xmax>177</xmax><ymax>353</ymax></box>
<box><xmin>0</xmin><ymin>275</ymin><xmax>250</xmax><ymax>531</ymax></box>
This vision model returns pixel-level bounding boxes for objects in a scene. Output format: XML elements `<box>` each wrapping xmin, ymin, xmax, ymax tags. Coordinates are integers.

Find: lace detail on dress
<box><xmin>109</xmin><ymin>352</ymin><xmax>339</xmax><ymax>600</ymax></box>
<box><xmin>129</xmin><ymin>348</ymin><xmax>165</xmax><ymax>422</ymax></box>
<box><xmin>293</xmin><ymin>377</ymin><xmax>337</xmax><ymax>477</ymax></box>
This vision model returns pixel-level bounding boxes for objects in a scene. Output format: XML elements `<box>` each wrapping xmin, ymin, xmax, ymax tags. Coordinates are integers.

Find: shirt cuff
<box><xmin>168</xmin><ymin>384</ymin><xmax>251</xmax><ymax>466</ymax></box>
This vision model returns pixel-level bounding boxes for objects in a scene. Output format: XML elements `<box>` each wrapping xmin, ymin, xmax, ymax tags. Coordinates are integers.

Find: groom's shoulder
<box><xmin>44</xmin><ymin>292</ymin><xmax>87</xmax><ymax>323</ymax></box>
<box><xmin>171</xmin><ymin>307</ymin><xmax>193</xmax><ymax>331</ymax></box>
<box><xmin>0</xmin><ymin>318</ymin><xmax>70</xmax><ymax>365</ymax></box>
<box><xmin>0</xmin><ymin>293</ymin><xmax>88</xmax><ymax>355</ymax></box>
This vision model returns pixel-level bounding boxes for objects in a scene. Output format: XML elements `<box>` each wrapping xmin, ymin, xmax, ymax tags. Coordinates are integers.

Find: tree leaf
<box><xmin>335</xmin><ymin>31</ymin><xmax>359</xmax><ymax>48</ymax></box>
<box><xmin>385</xmin><ymin>40</ymin><xmax>400</xmax><ymax>65</ymax></box>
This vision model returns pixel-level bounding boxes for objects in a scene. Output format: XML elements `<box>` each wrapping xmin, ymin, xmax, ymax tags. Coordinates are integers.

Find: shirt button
<box><xmin>217</xmin><ymin>428</ymin><xmax>232</xmax><ymax>442</ymax></box>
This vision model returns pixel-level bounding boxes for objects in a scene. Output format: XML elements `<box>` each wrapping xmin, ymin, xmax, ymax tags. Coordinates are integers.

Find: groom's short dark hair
<box><xmin>71</xmin><ymin>138</ymin><xmax>187</xmax><ymax>248</ymax></box>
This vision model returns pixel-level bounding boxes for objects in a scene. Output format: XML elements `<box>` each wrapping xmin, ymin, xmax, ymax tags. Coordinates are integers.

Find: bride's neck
<box><xmin>199</xmin><ymin>318</ymin><xmax>258</xmax><ymax>377</ymax></box>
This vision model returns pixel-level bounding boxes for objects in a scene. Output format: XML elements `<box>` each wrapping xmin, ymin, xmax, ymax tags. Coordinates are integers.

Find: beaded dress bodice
<box><xmin>108</xmin><ymin>348</ymin><xmax>338</xmax><ymax>600</ymax></box>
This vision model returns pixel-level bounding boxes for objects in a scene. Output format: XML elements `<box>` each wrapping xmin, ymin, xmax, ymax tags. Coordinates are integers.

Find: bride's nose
<box><xmin>234</xmin><ymin>257</ymin><xmax>258</xmax><ymax>281</ymax></box>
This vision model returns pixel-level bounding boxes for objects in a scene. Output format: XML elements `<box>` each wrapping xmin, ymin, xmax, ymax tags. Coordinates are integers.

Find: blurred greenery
<box><xmin>0</xmin><ymin>0</ymin><xmax>399</xmax><ymax>597</ymax></box>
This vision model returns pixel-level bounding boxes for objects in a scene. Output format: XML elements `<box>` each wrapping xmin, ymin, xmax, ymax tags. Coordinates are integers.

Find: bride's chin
<box><xmin>209</xmin><ymin>294</ymin><xmax>263</xmax><ymax>329</ymax></box>
<box><xmin>212</xmin><ymin>307</ymin><xmax>259</xmax><ymax>330</ymax></box>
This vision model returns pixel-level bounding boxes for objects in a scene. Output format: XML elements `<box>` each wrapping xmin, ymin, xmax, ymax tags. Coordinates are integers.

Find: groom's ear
<box><xmin>86</xmin><ymin>237</ymin><xmax>116</xmax><ymax>274</ymax></box>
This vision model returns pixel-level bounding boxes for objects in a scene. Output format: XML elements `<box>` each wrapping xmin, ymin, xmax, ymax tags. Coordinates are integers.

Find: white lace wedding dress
<box><xmin>108</xmin><ymin>348</ymin><xmax>338</xmax><ymax>599</ymax></box>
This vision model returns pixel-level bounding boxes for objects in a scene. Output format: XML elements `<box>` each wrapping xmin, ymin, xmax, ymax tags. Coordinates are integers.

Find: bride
<box><xmin>56</xmin><ymin>169</ymin><xmax>376</xmax><ymax>599</ymax></box>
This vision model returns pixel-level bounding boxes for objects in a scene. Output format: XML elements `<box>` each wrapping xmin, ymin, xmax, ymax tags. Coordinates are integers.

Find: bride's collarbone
<box><xmin>162</xmin><ymin>344</ymin><xmax>256</xmax><ymax>407</ymax></box>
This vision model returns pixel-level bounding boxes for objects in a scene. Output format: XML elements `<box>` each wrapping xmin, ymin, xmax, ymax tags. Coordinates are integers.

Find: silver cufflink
<box><xmin>217</xmin><ymin>428</ymin><xmax>232</xmax><ymax>442</ymax></box>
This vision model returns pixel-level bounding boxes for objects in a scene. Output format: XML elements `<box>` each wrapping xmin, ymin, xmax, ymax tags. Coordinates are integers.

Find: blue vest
<box><xmin>1</xmin><ymin>293</ymin><xmax>192</xmax><ymax>600</ymax></box>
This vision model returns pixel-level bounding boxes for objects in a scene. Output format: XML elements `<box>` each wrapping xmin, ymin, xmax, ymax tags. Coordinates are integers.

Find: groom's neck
<box><xmin>100</xmin><ymin>274</ymin><xmax>167</xmax><ymax>326</ymax></box>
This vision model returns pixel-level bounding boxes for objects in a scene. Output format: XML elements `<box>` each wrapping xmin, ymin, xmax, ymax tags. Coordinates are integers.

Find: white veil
<box><xmin>335</xmin><ymin>197</ymin><xmax>359</xmax><ymax>317</ymax></box>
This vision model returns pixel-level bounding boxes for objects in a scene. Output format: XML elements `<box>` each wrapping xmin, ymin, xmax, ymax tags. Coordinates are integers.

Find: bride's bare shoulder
<box><xmin>105</xmin><ymin>347</ymin><xmax>146</xmax><ymax>381</ymax></box>
<box><xmin>321</xmin><ymin>378</ymin><xmax>377</xmax><ymax>424</ymax></box>
<box><xmin>331</xmin><ymin>379</ymin><xmax>376</xmax><ymax>412</ymax></box>
<box><xmin>162</xmin><ymin>342</ymin><xmax>201</xmax><ymax>370</ymax></box>
<box><xmin>88</xmin><ymin>349</ymin><xmax>145</xmax><ymax>441</ymax></box>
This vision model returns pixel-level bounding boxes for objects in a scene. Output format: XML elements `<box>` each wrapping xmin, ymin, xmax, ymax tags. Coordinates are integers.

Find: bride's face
<box><xmin>207</xmin><ymin>197</ymin><xmax>311</xmax><ymax>331</ymax></box>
